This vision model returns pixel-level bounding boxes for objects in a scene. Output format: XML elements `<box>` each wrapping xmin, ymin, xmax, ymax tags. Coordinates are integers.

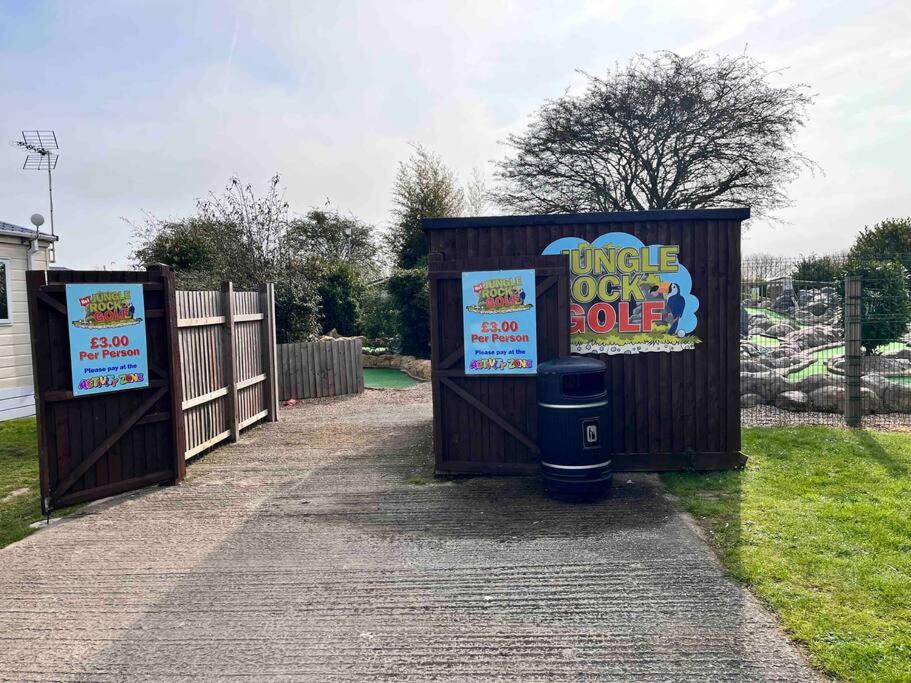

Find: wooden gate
<box><xmin>26</xmin><ymin>266</ymin><xmax>186</xmax><ymax>513</ymax></box>
<box><xmin>429</xmin><ymin>255</ymin><xmax>569</xmax><ymax>475</ymax></box>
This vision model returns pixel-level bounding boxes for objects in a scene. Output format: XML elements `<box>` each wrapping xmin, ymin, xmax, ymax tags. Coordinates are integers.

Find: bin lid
<box><xmin>537</xmin><ymin>355</ymin><xmax>606</xmax><ymax>376</ymax></box>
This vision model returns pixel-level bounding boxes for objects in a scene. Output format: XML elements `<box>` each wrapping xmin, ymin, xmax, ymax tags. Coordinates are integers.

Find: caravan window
<box><xmin>0</xmin><ymin>259</ymin><xmax>11</xmax><ymax>324</ymax></box>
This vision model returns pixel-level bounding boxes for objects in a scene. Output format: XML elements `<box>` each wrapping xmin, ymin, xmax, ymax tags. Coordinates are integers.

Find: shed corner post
<box><xmin>147</xmin><ymin>263</ymin><xmax>187</xmax><ymax>482</ymax></box>
<box><xmin>259</xmin><ymin>282</ymin><xmax>279</xmax><ymax>422</ymax></box>
<box><xmin>844</xmin><ymin>274</ymin><xmax>862</xmax><ymax>428</ymax></box>
<box><xmin>427</xmin><ymin>252</ymin><xmax>444</xmax><ymax>471</ymax></box>
<box><xmin>221</xmin><ymin>280</ymin><xmax>239</xmax><ymax>441</ymax></box>
<box><xmin>26</xmin><ymin>269</ymin><xmax>53</xmax><ymax>512</ymax></box>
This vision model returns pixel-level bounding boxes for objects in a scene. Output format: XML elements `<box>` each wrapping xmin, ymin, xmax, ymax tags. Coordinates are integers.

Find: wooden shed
<box><xmin>423</xmin><ymin>208</ymin><xmax>748</xmax><ymax>474</ymax></box>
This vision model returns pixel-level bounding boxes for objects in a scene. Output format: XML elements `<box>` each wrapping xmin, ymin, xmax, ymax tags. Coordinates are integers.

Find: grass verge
<box><xmin>0</xmin><ymin>418</ymin><xmax>80</xmax><ymax>550</ymax></box>
<box><xmin>662</xmin><ymin>427</ymin><xmax>911</xmax><ymax>681</ymax></box>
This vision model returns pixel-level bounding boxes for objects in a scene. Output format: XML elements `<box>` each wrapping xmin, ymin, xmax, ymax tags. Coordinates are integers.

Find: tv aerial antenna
<box><xmin>13</xmin><ymin>130</ymin><xmax>59</xmax><ymax>262</ymax></box>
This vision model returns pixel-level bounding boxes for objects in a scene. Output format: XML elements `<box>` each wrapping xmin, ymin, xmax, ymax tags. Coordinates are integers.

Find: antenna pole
<box><xmin>47</xmin><ymin>162</ymin><xmax>56</xmax><ymax>262</ymax></box>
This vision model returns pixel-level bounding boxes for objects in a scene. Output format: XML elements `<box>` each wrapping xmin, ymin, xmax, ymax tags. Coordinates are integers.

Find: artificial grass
<box><xmin>363</xmin><ymin>368</ymin><xmax>421</xmax><ymax>389</ymax></box>
<box><xmin>662</xmin><ymin>427</ymin><xmax>911</xmax><ymax>682</ymax></box>
<box><xmin>745</xmin><ymin>306</ymin><xmax>803</xmax><ymax>326</ymax></box>
<box><xmin>784</xmin><ymin>342</ymin><xmax>910</xmax><ymax>381</ymax></box>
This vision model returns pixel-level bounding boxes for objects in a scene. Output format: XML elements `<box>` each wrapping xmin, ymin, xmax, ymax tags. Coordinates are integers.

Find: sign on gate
<box><xmin>462</xmin><ymin>268</ymin><xmax>538</xmax><ymax>375</ymax></box>
<box><xmin>66</xmin><ymin>283</ymin><xmax>150</xmax><ymax>396</ymax></box>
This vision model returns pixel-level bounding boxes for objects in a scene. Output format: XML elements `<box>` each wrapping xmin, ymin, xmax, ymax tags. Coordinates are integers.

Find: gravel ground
<box><xmin>0</xmin><ymin>384</ymin><xmax>821</xmax><ymax>681</ymax></box>
<box><xmin>743</xmin><ymin>405</ymin><xmax>911</xmax><ymax>430</ymax></box>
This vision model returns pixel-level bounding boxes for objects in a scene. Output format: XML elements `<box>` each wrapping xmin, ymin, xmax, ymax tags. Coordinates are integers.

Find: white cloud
<box><xmin>0</xmin><ymin>0</ymin><xmax>908</xmax><ymax>267</ymax></box>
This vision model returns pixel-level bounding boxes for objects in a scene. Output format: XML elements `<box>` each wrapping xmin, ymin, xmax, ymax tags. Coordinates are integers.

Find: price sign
<box><xmin>65</xmin><ymin>283</ymin><xmax>150</xmax><ymax>397</ymax></box>
<box><xmin>462</xmin><ymin>269</ymin><xmax>538</xmax><ymax>375</ymax></box>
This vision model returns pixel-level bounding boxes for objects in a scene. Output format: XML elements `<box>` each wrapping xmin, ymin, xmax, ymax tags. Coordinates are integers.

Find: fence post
<box><xmin>259</xmin><ymin>282</ymin><xmax>279</xmax><ymax>422</ymax></box>
<box><xmin>844</xmin><ymin>275</ymin><xmax>862</xmax><ymax>427</ymax></box>
<box><xmin>221</xmin><ymin>280</ymin><xmax>239</xmax><ymax>441</ymax></box>
<box><xmin>151</xmin><ymin>264</ymin><xmax>187</xmax><ymax>481</ymax></box>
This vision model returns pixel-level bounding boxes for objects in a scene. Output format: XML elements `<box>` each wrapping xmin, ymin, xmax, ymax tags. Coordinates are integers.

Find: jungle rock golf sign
<box><xmin>543</xmin><ymin>233</ymin><xmax>700</xmax><ymax>354</ymax></box>
<box><xmin>462</xmin><ymin>269</ymin><xmax>538</xmax><ymax>375</ymax></box>
<box><xmin>66</xmin><ymin>283</ymin><xmax>149</xmax><ymax>396</ymax></box>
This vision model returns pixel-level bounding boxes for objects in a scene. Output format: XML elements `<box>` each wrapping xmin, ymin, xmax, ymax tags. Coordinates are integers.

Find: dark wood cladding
<box><xmin>26</xmin><ymin>267</ymin><xmax>185</xmax><ymax>513</ymax></box>
<box><xmin>424</xmin><ymin>209</ymin><xmax>747</xmax><ymax>473</ymax></box>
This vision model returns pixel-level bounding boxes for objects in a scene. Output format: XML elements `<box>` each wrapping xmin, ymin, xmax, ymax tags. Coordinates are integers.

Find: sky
<box><xmin>1</xmin><ymin>0</ymin><xmax>909</xmax><ymax>269</ymax></box>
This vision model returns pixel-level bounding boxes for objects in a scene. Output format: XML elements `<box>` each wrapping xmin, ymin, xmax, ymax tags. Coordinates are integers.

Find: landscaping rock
<box><xmin>769</xmin><ymin>345</ymin><xmax>801</xmax><ymax>359</ymax></box>
<box><xmin>771</xmin><ymin>293</ymin><xmax>797</xmax><ymax>312</ymax></box>
<box><xmin>766</xmin><ymin>322</ymin><xmax>797</xmax><ymax>337</ymax></box>
<box><xmin>880</xmin><ymin>381</ymin><xmax>911</xmax><ymax>413</ymax></box>
<box><xmin>740</xmin><ymin>393</ymin><xmax>765</xmax><ymax>408</ymax></box>
<box><xmin>806</xmin><ymin>298</ymin><xmax>828</xmax><ymax>316</ymax></box>
<box><xmin>740</xmin><ymin>359</ymin><xmax>768</xmax><ymax>373</ymax></box>
<box><xmin>883</xmin><ymin>347</ymin><xmax>911</xmax><ymax>361</ymax></box>
<box><xmin>797</xmin><ymin>374</ymin><xmax>843</xmax><ymax>393</ymax></box>
<box><xmin>741</xmin><ymin>371</ymin><xmax>794</xmax><ymax>401</ymax></box>
<box><xmin>859</xmin><ymin>387</ymin><xmax>882</xmax><ymax>414</ymax></box>
<box><xmin>809</xmin><ymin>386</ymin><xmax>845</xmax><ymax>413</ymax></box>
<box><xmin>775</xmin><ymin>390</ymin><xmax>809</xmax><ymax>411</ymax></box>
<box><xmin>783</xmin><ymin>325</ymin><xmax>840</xmax><ymax>350</ymax></box>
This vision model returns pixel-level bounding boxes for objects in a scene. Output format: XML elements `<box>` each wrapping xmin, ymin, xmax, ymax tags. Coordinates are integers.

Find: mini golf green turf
<box><xmin>784</xmin><ymin>342</ymin><xmax>909</xmax><ymax>380</ymax></box>
<box><xmin>745</xmin><ymin>306</ymin><xmax>806</xmax><ymax>327</ymax></box>
<box><xmin>363</xmin><ymin>368</ymin><xmax>421</xmax><ymax>389</ymax></box>
<box><xmin>750</xmin><ymin>334</ymin><xmax>781</xmax><ymax>347</ymax></box>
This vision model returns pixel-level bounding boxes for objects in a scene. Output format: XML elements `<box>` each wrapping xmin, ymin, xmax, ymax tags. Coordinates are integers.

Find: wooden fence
<box><xmin>277</xmin><ymin>338</ymin><xmax>363</xmax><ymax>401</ymax></box>
<box><xmin>177</xmin><ymin>282</ymin><xmax>279</xmax><ymax>460</ymax></box>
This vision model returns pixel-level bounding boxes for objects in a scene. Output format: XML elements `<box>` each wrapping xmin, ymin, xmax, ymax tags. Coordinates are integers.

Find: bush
<box><xmin>792</xmin><ymin>254</ymin><xmax>843</xmax><ymax>287</ymax></box>
<box><xmin>387</xmin><ymin>267</ymin><xmax>430</xmax><ymax>357</ymax></box>
<box><xmin>838</xmin><ymin>259</ymin><xmax>911</xmax><ymax>354</ymax></box>
<box><xmin>848</xmin><ymin>218</ymin><xmax>911</xmax><ymax>286</ymax></box>
<box><xmin>317</xmin><ymin>262</ymin><xmax>362</xmax><ymax>336</ymax></box>
<box><xmin>360</xmin><ymin>285</ymin><xmax>399</xmax><ymax>347</ymax></box>
<box><xmin>274</xmin><ymin>268</ymin><xmax>321</xmax><ymax>344</ymax></box>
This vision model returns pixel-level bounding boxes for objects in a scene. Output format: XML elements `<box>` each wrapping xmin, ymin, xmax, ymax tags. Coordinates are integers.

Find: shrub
<box><xmin>848</xmin><ymin>218</ymin><xmax>911</xmax><ymax>286</ymax></box>
<box><xmin>360</xmin><ymin>284</ymin><xmax>399</xmax><ymax>347</ymax></box>
<box><xmin>838</xmin><ymin>259</ymin><xmax>911</xmax><ymax>354</ymax></box>
<box><xmin>387</xmin><ymin>267</ymin><xmax>430</xmax><ymax>357</ymax></box>
<box><xmin>792</xmin><ymin>254</ymin><xmax>843</xmax><ymax>287</ymax></box>
<box><xmin>317</xmin><ymin>262</ymin><xmax>362</xmax><ymax>336</ymax></box>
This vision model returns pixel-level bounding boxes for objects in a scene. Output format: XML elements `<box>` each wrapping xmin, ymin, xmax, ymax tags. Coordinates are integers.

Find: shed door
<box><xmin>429</xmin><ymin>255</ymin><xmax>569</xmax><ymax>475</ymax></box>
<box><xmin>26</xmin><ymin>268</ymin><xmax>185</xmax><ymax>513</ymax></box>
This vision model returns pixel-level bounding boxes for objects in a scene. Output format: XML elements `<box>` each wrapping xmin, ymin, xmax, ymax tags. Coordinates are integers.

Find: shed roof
<box><xmin>422</xmin><ymin>207</ymin><xmax>750</xmax><ymax>231</ymax></box>
<box><xmin>0</xmin><ymin>219</ymin><xmax>57</xmax><ymax>242</ymax></box>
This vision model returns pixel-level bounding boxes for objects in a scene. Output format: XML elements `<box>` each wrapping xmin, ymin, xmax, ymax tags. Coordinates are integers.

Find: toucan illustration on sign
<box><xmin>542</xmin><ymin>232</ymin><xmax>701</xmax><ymax>354</ymax></box>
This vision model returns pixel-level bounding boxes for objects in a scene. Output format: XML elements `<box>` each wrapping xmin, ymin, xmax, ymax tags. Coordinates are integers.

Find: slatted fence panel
<box><xmin>177</xmin><ymin>283</ymin><xmax>278</xmax><ymax>460</ymax></box>
<box><xmin>277</xmin><ymin>338</ymin><xmax>363</xmax><ymax>401</ymax></box>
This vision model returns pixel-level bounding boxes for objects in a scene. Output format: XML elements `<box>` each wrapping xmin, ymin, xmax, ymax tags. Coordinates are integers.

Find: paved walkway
<box><xmin>0</xmin><ymin>386</ymin><xmax>820</xmax><ymax>681</ymax></box>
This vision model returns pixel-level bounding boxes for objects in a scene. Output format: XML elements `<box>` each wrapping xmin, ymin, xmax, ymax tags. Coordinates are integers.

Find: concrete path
<box><xmin>0</xmin><ymin>386</ymin><xmax>821</xmax><ymax>681</ymax></box>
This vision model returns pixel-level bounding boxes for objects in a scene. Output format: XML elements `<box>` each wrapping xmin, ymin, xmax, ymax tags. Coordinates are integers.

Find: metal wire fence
<box><xmin>741</xmin><ymin>256</ymin><xmax>911</xmax><ymax>430</ymax></box>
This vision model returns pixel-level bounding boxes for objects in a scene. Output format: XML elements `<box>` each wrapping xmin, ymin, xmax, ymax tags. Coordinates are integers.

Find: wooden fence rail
<box><xmin>177</xmin><ymin>282</ymin><xmax>278</xmax><ymax>460</ymax></box>
<box><xmin>278</xmin><ymin>339</ymin><xmax>363</xmax><ymax>401</ymax></box>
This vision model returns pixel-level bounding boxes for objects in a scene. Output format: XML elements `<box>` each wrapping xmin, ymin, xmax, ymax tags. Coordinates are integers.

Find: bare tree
<box><xmin>493</xmin><ymin>52</ymin><xmax>817</xmax><ymax>219</ymax></box>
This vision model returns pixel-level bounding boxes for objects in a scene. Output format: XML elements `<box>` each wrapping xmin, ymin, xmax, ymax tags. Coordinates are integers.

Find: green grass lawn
<box><xmin>363</xmin><ymin>368</ymin><xmax>421</xmax><ymax>389</ymax></box>
<box><xmin>662</xmin><ymin>427</ymin><xmax>911</xmax><ymax>682</ymax></box>
<box><xmin>0</xmin><ymin>418</ymin><xmax>45</xmax><ymax>549</ymax></box>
